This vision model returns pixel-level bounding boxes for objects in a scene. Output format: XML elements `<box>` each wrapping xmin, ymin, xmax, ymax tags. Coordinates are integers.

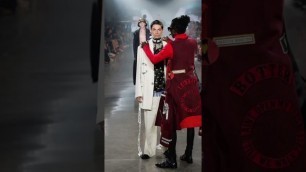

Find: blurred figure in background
<box><xmin>132</xmin><ymin>18</ymin><xmax>150</xmax><ymax>85</ymax></box>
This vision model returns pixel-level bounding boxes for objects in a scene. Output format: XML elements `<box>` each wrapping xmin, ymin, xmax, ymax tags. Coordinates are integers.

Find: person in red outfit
<box><xmin>141</xmin><ymin>15</ymin><xmax>202</xmax><ymax>169</ymax></box>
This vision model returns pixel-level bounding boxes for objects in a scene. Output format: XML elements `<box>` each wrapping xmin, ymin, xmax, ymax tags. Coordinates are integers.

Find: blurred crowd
<box><xmin>104</xmin><ymin>21</ymin><xmax>132</xmax><ymax>63</ymax></box>
<box><xmin>186</xmin><ymin>21</ymin><xmax>202</xmax><ymax>61</ymax></box>
<box><xmin>103</xmin><ymin>19</ymin><xmax>202</xmax><ymax>64</ymax></box>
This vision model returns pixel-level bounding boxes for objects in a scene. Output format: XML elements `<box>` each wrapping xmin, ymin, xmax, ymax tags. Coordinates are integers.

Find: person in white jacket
<box><xmin>135</xmin><ymin>20</ymin><xmax>167</xmax><ymax>159</ymax></box>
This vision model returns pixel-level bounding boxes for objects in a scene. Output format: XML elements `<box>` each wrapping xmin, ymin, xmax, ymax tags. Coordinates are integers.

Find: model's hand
<box><xmin>136</xmin><ymin>96</ymin><xmax>143</xmax><ymax>103</ymax></box>
<box><xmin>162</xmin><ymin>36</ymin><xmax>169</xmax><ymax>42</ymax></box>
<box><xmin>140</xmin><ymin>41</ymin><xmax>148</xmax><ymax>48</ymax></box>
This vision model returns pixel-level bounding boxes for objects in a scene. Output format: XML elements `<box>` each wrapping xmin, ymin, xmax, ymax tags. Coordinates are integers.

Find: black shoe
<box><xmin>155</xmin><ymin>159</ymin><xmax>177</xmax><ymax>169</ymax></box>
<box><xmin>180</xmin><ymin>153</ymin><xmax>193</xmax><ymax>164</ymax></box>
<box><xmin>140</xmin><ymin>154</ymin><xmax>150</xmax><ymax>159</ymax></box>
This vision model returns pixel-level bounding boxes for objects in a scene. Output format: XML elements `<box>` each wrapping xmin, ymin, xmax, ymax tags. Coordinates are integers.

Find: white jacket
<box><xmin>135</xmin><ymin>39</ymin><xmax>167</xmax><ymax>110</ymax></box>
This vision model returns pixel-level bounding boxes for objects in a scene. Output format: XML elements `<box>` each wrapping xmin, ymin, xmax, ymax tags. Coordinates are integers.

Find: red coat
<box><xmin>143</xmin><ymin>34</ymin><xmax>202</xmax><ymax>147</ymax></box>
<box><xmin>202</xmin><ymin>0</ymin><xmax>306</xmax><ymax>171</ymax></box>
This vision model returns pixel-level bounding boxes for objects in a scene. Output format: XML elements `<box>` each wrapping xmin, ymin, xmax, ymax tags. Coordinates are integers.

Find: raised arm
<box><xmin>142</xmin><ymin>43</ymin><xmax>173</xmax><ymax>64</ymax></box>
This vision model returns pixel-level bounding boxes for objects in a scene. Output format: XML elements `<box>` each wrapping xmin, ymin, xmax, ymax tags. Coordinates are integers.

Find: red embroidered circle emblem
<box><xmin>241</xmin><ymin>99</ymin><xmax>305</xmax><ymax>169</ymax></box>
<box><xmin>180</xmin><ymin>89</ymin><xmax>201</xmax><ymax>113</ymax></box>
<box><xmin>178</xmin><ymin>79</ymin><xmax>201</xmax><ymax>113</ymax></box>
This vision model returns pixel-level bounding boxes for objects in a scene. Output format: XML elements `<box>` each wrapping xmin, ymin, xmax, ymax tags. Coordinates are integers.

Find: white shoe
<box><xmin>156</xmin><ymin>144</ymin><xmax>165</xmax><ymax>151</ymax></box>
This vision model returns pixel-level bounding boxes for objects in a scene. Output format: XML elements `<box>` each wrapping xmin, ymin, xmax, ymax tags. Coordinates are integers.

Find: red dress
<box><xmin>143</xmin><ymin>34</ymin><xmax>202</xmax><ymax>147</ymax></box>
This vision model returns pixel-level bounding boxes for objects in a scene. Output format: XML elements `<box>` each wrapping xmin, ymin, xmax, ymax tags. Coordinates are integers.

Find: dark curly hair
<box><xmin>170</xmin><ymin>15</ymin><xmax>190</xmax><ymax>34</ymax></box>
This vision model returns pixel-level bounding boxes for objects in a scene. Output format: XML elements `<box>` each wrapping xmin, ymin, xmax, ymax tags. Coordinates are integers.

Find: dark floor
<box><xmin>0</xmin><ymin>0</ymin><xmax>103</xmax><ymax>172</ymax></box>
<box><xmin>0</xmin><ymin>0</ymin><xmax>305</xmax><ymax>172</ymax></box>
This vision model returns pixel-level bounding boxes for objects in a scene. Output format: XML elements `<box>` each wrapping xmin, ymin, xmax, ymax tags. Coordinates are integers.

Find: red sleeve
<box><xmin>167</xmin><ymin>38</ymin><xmax>174</xmax><ymax>44</ymax></box>
<box><xmin>143</xmin><ymin>43</ymin><xmax>173</xmax><ymax>64</ymax></box>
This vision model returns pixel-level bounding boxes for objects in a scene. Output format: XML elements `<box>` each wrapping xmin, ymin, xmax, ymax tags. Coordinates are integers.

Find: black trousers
<box><xmin>133</xmin><ymin>59</ymin><xmax>136</xmax><ymax>85</ymax></box>
<box><xmin>167</xmin><ymin>128</ymin><xmax>195</xmax><ymax>160</ymax></box>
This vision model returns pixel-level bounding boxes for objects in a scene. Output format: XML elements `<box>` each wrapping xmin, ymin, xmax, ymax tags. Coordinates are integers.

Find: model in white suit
<box><xmin>135</xmin><ymin>20</ymin><xmax>167</xmax><ymax>159</ymax></box>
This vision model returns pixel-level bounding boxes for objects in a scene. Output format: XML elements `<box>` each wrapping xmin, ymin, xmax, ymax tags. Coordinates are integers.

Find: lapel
<box><xmin>146</xmin><ymin>29</ymin><xmax>151</xmax><ymax>40</ymax></box>
<box><xmin>149</xmin><ymin>39</ymin><xmax>154</xmax><ymax>52</ymax></box>
<box><xmin>135</xmin><ymin>29</ymin><xmax>140</xmax><ymax>42</ymax></box>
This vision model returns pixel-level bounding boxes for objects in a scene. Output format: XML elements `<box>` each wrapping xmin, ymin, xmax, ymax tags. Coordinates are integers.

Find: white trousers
<box><xmin>143</xmin><ymin>96</ymin><xmax>160</xmax><ymax>157</ymax></box>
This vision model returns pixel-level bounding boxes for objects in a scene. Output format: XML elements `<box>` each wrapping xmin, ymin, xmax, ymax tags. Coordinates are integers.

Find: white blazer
<box><xmin>135</xmin><ymin>39</ymin><xmax>167</xmax><ymax>110</ymax></box>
